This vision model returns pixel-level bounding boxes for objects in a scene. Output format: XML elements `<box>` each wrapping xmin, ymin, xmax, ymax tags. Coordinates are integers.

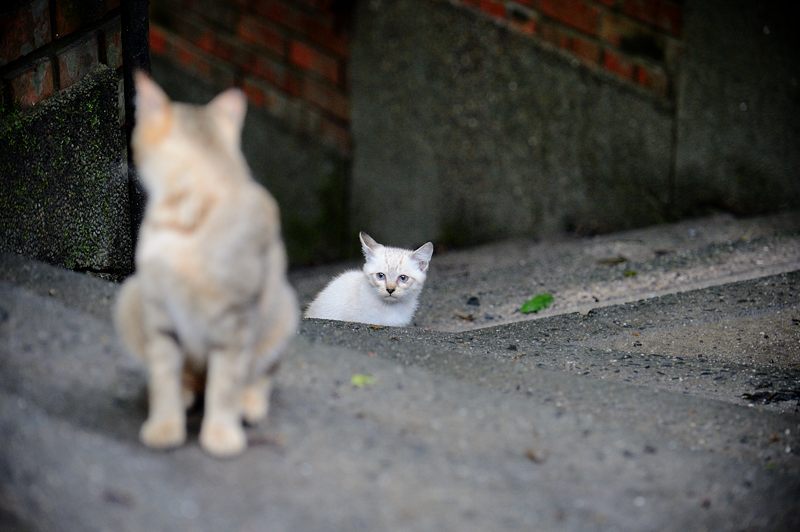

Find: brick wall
<box><xmin>150</xmin><ymin>0</ymin><xmax>680</xmax><ymax>161</ymax></box>
<box><xmin>150</xmin><ymin>0</ymin><xmax>352</xmax><ymax>156</ymax></box>
<box><xmin>448</xmin><ymin>0</ymin><xmax>683</xmax><ymax>98</ymax></box>
<box><xmin>1</xmin><ymin>2</ymin><xmax>134</xmax><ymax>274</ymax></box>
<box><xmin>0</xmin><ymin>0</ymin><xmax>123</xmax><ymax>109</ymax></box>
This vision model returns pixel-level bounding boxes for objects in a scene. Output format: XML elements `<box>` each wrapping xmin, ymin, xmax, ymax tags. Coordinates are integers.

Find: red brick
<box><xmin>634</xmin><ymin>63</ymin><xmax>669</xmax><ymax>96</ymax></box>
<box><xmin>251</xmin><ymin>0</ymin><xmax>347</xmax><ymax>57</ymax></box>
<box><xmin>293</xmin><ymin>0</ymin><xmax>336</xmax><ymax>8</ymax></box>
<box><xmin>533</xmin><ymin>0</ymin><xmax>601</xmax><ymax>36</ymax></box>
<box><xmin>159</xmin><ymin>13</ymin><xmax>249</xmax><ymax>66</ymax></box>
<box><xmin>571</xmin><ymin>35</ymin><xmax>601</xmax><ymax>65</ymax></box>
<box><xmin>289</xmin><ymin>41</ymin><xmax>340</xmax><ymax>84</ymax></box>
<box><xmin>598</xmin><ymin>11</ymin><xmax>642</xmax><ymax>47</ymax></box>
<box><xmin>283</xmin><ymin>70</ymin><xmax>303</xmax><ymax>98</ymax></box>
<box><xmin>0</xmin><ymin>0</ymin><xmax>51</xmax><ymax>66</ymax></box>
<box><xmin>245</xmin><ymin>54</ymin><xmax>287</xmax><ymax>89</ymax></box>
<box><xmin>302</xmin><ymin>78</ymin><xmax>348</xmax><ymax>121</ymax></box>
<box><xmin>57</xmin><ymin>34</ymin><xmax>100</xmax><ymax>89</ymax></box>
<box><xmin>55</xmin><ymin>0</ymin><xmax>106</xmax><ymax>38</ymax></box>
<box><xmin>308</xmin><ymin>29</ymin><xmax>348</xmax><ymax>59</ymax></box>
<box><xmin>237</xmin><ymin>15</ymin><xmax>286</xmax><ymax>57</ymax></box>
<box><xmin>479</xmin><ymin>0</ymin><xmax>506</xmax><ymax>19</ymax></box>
<box><xmin>8</xmin><ymin>57</ymin><xmax>55</xmax><ymax>106</ymax></box>
<box><xmin>176</xmin><ymin>41</ymin><xmax>209</xmax><ymax>77</ymax></box>
<box><xmin>153</xmin><ymin>26</ymin><xmax>236</xmax><ymax>88</ymax></box>
<box><xmin>622</xmin><ymin>0</ymin><xmax>682</xmax><ymax>35</ymax></box>
<box><xmin>242</xmin><ymin>76</ymin><xmax>288</xmax><ymax>118</ymax></box>
<box><xmin>539</xmin><ymin>21</ymin><xmax>571</xmax><ymax>50</ymax></box>
<box><xmin>194</xmin><ymin>29</ymin><xmax>244</xmax><ymax>65</ymax></box>
<box><xmin>243</xmin><ymin>78</ymin><xmax>266</xmax><ymax>107</ymax></box>
<box><xmin>252</xmin><ymin>0</ymin><xmax>332</xmax><ymax>30</ymax></box>
<box><xmin>180</xmin><ymin>0</ymin><xmax>240</xmax><ymax>32</ymax></box>
<box><xmin>602</xmin><ymin>49</ymin><xmax>634</xmax><ymax>79</ymax></box>
<box><xmin>150</xmin><ymin>26</ymin><xmax>168</xmax><ymax>55</ymax></box>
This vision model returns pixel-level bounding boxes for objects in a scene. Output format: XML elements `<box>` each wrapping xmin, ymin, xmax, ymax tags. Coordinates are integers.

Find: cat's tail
<box><xmin>113</xmin><ymin>276</ymin><xmax>148</xmax><ymax>361</ymax></box>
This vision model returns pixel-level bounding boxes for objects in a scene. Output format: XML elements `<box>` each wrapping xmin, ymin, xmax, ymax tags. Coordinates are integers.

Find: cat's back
<box><xmin>304</xmin><ymin>270</ymin><xmax>365</xmax><ymax>320</ymax></box>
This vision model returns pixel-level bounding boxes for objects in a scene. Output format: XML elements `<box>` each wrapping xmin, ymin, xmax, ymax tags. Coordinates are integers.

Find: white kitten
<box><xmin>305</xmin><ymin>232</ymin><xmax>434</xmax><ymax>327</ymax></box>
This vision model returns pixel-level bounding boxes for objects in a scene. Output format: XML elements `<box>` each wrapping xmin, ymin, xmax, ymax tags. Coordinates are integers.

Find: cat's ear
<box><xmin>412</xmin><ymin>242</ymin><xmax>434</xmax><ymax>272</ymax></box>
<box><xmin>134</xmin><ymin>70</ymin><xmax>169</xmax><ymax>122</ymax></box>
<box><xmin>359</xmin><ymin>231</ymin><xmax>381</xmax><ymax>259</ymax></box>
<box><xmin>209</xmin><ymin>88</ymin><xmax>247</xmax><ymax>139</ymax></box>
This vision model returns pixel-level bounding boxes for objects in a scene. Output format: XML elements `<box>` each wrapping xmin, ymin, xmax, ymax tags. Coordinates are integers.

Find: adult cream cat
<box><xmin>305</xmin><ymin>232</ymin><xmax>433</xmax><ymax>327</ymax></box>
<box><xmin>114</xmin><ymin>72</ymin><xmax>298</xmax><ymax>458</ymax></box>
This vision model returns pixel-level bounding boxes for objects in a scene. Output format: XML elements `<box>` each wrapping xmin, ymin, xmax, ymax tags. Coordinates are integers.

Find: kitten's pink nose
<box><xmin>386</xmin><ymin>287</ymin><xmax>395</xmax><ymax>294</ymax></box>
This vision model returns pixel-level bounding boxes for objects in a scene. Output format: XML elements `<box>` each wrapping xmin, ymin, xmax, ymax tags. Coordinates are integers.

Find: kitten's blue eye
<box><xmin>399</xmin><ymin>275</ymin><xmax>409</xmax><ymax>282</ymax></box>
<box><xmin>376</xmin><ymin>272</ymin><xmax>385</xmax><ymax>280</ymax></box>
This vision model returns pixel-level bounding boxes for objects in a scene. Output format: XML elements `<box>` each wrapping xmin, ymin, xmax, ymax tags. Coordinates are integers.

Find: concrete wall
<box><xmin>675</xmin><ymin>0</ymin><xmax>800</xmax><ymax>215</ymax></box>
<box><xmin>0</xmin><ymin>66</ymin><xmax>132</xmax><ymax>273</ymax></box>
<box><xmin>351</xmin><ymin>0</ymin><xmax>674</xmax><ymax>248</ymax></box>
<box><xmin>349</xmin><ymin>0</ymin><xmax>800</xmax><ymax>250</ymax></box>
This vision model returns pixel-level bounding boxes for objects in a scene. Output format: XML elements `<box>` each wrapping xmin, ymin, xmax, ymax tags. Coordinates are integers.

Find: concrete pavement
<box><xmin>1</xmin><ymin>212</ymin><xmax>799</xmax><ymax>531</ymax></box>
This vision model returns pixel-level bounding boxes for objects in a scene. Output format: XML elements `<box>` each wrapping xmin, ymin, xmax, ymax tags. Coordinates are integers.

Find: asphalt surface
<box><xmin>1</xmin><ymin>212</ymin><xmax>799</xmax><ymax>531</ymax></box>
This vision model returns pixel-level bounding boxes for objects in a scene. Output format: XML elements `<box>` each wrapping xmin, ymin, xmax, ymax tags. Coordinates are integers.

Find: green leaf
<box><xmin>623</xmin><ymin>269</ymin><xmax>638</xmax><ymax>278</ymax></box>
<box><xmin>520</xmin><ymin>293</ymin><xmax>554</xmax><ymax>314</ymax></box>
<box><xmin>350</xmin><ymin>374</ymin><xmax>375</xmax><ymax>388</ymax></box>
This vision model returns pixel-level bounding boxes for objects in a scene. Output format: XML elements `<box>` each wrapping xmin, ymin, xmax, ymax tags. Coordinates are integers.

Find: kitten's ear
<box><xmin>209</xmin><ymin>88</ymin><xmax>247</xmax><ymax>136</ymax></box>
<box><xmin>359</xmin><ymin>231</ymin><xmax>381</xmax><ymax>259</ymax></box>
<box><xmin>412</xmin><ymin>242</ymin><xmax>434</xmax><ymax>272</ymax></box>
<box><xmin>134</xmin><ymin>70</ymin><xmax>169</xmax><ymax>122</ymax></box>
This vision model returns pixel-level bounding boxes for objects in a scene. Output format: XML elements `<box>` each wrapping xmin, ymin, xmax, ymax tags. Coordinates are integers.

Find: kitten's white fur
<box><xmin>305</xmin><ymin>232</ymin><xmax>433</xmax><ymax>327</ymax></box>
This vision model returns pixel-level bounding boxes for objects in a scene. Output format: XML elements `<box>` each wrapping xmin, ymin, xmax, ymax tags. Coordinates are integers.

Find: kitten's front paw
<box><xmin>140</xmin><ymin>417</ymin><xmax>186</xmax><ymax>449</ymax></box>
<box><xmin>200</xmin><ymin>418</ymin><xmax>246</xmax><ymax>458</ymax></box>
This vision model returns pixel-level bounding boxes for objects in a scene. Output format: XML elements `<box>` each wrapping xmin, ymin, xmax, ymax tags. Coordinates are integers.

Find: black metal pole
<box><xmin>120</xmin><ymin>0</ymin><xmax>150</xmax><ymax>262</ymax></box>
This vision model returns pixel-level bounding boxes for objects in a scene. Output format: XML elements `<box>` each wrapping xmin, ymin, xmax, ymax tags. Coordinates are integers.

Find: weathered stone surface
<box><xmin>350</xmin><ymin>0</ymin><xmax>673</xmax><ymax>248</ymax></box>
<box><xmin>0</xmin><ymin>65</ymin><xmax>132</xmax><ymax>273</ymax></box>
<box><xmin>675</xmin><ymin>0</ymin><xmax>800</xmax><ymax>215</ymax></box>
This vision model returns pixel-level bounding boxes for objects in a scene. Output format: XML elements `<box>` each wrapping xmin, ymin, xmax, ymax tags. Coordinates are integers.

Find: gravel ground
<box><xmin>292</xmin><ymin>212</ymin><xmax>800</xmax><ymax>331</ymax></box>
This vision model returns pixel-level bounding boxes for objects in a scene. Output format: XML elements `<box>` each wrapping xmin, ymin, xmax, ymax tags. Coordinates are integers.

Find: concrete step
<box><xmin>292</xmin><ymin>212</ymin><xmax>800</xmax><ymax>331</ymax></box>
<box><xmin>1</xmin><ymin>211</ymin><xmax>799</xmax><ymax>531</ymax></box>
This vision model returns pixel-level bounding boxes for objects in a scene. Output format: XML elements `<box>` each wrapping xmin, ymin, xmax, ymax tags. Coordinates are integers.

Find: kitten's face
<box><xmin>359</xmin><ymin>232</ymin><xmax>434</xmax><ymax>304</ymax></box>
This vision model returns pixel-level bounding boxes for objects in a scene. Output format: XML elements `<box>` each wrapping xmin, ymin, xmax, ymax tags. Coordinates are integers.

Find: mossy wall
<box><xmin>0</xmin><ymin>66</ymin><xmax>132</xmax><ymax>274</ymax></box>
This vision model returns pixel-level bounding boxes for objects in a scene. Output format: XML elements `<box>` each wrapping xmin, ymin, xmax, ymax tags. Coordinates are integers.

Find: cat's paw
<box><xmin>241</xmin><ymin>387</ymin><xmax>269</xmax><ymax>425</ymax></box>
<box><xmin>140</xmin><ymin>417</ymin><xmax>186</xmax><ymax>449</ymax></box>
<box><xmin>200</xmin><ymin>418</ymin><xmax>246</xmax><ymax>458</ymax></box>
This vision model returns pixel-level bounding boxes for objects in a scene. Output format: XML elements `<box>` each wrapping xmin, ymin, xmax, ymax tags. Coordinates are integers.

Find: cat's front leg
<box><xmin>200</xmin><ymin>349</ymin><xmax>247</xmax><ymax>457</ymax></box>
<box><xmin>241</xmin><ymin>376</ymin><xmax>272</xmax><ymax>425</ymax></box>
<box><xmin>141</xmin><ymin>334</ymin><xmax>187</xmax><ymax>449</ymax></box>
